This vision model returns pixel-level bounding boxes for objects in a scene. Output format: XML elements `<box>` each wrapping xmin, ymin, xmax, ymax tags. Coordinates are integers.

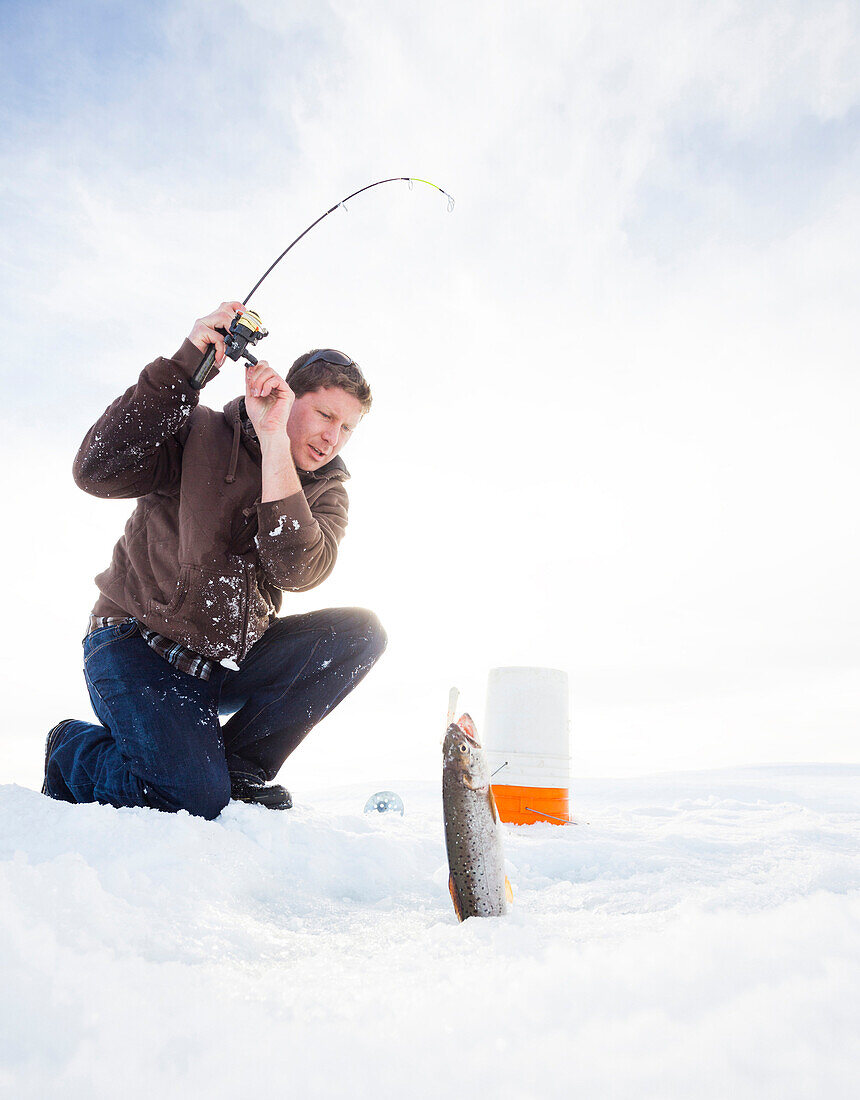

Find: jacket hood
<box><xmin>221</xmin><ymin>396</ymin><xmax>350</xmax><ymax>485</ymax></box>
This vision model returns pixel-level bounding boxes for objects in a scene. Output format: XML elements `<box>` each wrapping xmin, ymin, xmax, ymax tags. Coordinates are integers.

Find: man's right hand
<box><xmin>188</xmin><ymin>301</ymin><xmax>246</xmax><ymax>365</ymax></box>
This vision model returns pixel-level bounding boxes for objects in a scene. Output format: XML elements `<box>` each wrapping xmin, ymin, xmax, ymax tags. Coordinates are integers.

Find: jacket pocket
<box><xmin>147</xmin><ymin>565</ymin><xmax>191</xmax><ymax>619</ymax></box>
<box><xmin>146</xmin><ymin>564</ymin><xmax>247</xmax><ymax>657</ymax></box>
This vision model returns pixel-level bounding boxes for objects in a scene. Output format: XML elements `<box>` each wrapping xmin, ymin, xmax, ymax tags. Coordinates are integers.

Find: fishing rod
<box><xmin>189</xmin><ymin>177</ymin><xmax>455</xmax><ymax>390</ymax></box>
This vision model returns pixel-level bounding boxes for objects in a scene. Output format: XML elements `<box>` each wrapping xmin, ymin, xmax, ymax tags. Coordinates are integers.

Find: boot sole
<box><xmin>232</xmin><ymin>790</ymin><xmax>293</xmax><ymax>810</ymax></box>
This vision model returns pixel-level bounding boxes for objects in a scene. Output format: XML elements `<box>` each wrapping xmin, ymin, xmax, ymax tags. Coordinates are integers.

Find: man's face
<box><xmin>286</xmin><ymin>386</ymin><xmax>364</xmax><ymax>471</ymax></box>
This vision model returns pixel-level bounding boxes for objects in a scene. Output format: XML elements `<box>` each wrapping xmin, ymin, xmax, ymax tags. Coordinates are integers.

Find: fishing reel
<box><xmin>189</xmin><ymin>309</ymin><xmax>268</xmax><ymax>390</ymax></box>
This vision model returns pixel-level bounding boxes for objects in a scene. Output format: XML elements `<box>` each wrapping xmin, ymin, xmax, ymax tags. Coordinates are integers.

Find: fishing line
<box><xmin>524</xmin><ymin>807</ymin><xmax>575</xmax><ymax>825</ymax></box>
<box><xmin>243</xmin><ymin>177</ymin><xmax>455</xmax><ymax>305</ymax></box>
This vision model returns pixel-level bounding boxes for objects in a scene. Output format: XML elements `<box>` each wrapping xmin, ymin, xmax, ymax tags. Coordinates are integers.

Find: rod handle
<box><xmin>189</xmin><ymin>344</ymin><xmax>217</xmax><ymax>391</ymax></box>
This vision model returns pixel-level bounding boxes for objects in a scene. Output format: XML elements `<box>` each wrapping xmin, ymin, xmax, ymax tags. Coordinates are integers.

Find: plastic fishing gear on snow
<box><xmin>364</xmin><ymin>791</ymin><xmax>405</xmax><ymax>816</ymax></box>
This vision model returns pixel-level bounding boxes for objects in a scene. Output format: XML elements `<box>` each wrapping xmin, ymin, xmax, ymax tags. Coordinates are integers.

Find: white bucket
<box><xmin>484</xmin><ymin>667</ymin><xmax>571</xmax><ymax>824</ymax></box>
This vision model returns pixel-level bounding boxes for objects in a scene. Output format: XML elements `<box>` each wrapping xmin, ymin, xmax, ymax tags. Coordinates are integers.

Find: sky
<box><xmin>1</xmin><ymin>0</ymin><xmax>858</xmax><ymax>789</ymax></box>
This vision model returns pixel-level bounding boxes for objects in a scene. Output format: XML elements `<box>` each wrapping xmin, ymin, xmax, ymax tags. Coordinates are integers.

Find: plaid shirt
<box><xmin>87</xmin><ymin>615</ymin><xmax>223</xmax><ymax>680</ymax></box>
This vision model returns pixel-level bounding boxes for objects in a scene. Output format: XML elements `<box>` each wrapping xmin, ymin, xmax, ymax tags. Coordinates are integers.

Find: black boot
<box><xmin>230</xmin><ymin>775</ymin><xmax>292</xmax><ymax>810</ymax></box>
<box><xmin>42</xmin><ymin>720</ymin><xmax>75</xmax><ymax>799</ymax></box>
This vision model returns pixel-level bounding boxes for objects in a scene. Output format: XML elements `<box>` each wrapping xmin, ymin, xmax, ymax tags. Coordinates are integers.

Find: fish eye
<box><xmin>459</xmin><ymin>743</ymin><xmax>468</xmax><ymax>753</ymax></box>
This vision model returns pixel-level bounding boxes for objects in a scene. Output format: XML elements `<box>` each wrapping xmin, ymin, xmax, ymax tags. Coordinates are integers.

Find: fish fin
<box><xmin>448</xmin><ymin>874</ymin><xmax>465</xmax><ymax>922</ymax></box>
<box><xmin>505</xmin><ymin>876</ymin><xmax>513</xmax><ymax>904</ymax></box>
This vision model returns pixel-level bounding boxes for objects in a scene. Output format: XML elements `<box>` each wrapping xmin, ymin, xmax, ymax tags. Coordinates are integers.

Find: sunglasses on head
<box><xmin>302</xmin><ymin>349</ymin><xmax>355</xmax><ymax>369</ymax></box>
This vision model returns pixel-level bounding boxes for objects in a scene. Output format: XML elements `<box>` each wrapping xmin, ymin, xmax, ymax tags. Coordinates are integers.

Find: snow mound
<box><xmin>1</xmin><ymin>767</ymin><xmax>858</xmax><ymax>1098</ymax></box>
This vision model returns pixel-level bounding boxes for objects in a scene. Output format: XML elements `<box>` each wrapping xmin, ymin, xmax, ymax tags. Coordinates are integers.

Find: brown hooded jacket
<box><xmin>73</xmin><ymin>339</ymin><xmax>349</xmax><ymax>664</ymax></box>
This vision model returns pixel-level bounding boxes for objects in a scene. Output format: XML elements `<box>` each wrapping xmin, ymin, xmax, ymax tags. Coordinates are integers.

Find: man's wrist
<box><xmin>258</xmin><ymin>431</ymin><xmax>292</xmax><ymax>454</ymax></box>
<box><xmin>259</xmin><ymin>433</ymin><xmax>301</xmax><ymax>502</ymax></box>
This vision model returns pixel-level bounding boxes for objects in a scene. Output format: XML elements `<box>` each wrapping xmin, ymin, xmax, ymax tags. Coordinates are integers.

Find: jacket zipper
<box><xmin>237</xmin><ymin>559</ymin><xmax>251</xmax><ymax>661</ymax></box>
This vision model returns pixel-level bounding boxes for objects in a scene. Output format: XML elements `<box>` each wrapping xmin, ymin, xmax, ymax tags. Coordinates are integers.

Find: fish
<box><xmin>442</xmin><ymin>712</ymin><xmax>513</xmax><ymax>921</ymax></box>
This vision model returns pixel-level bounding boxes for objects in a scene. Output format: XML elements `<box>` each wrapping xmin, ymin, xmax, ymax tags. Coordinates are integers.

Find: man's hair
<box><xmin>286</xmin><ymin>351</ymin><xmax>372</xmax><ymax>414</ymax></box>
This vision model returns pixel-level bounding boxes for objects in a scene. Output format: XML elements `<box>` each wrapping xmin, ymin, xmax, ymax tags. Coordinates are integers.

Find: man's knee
<box><xmin>346</xmin><ymin>608</ymin><xmax>387</xmax><ymax>664</ymax></box>
<box><xmin>163</xmin><ymin>768</ymin><xmax>231</xmax><ymax>820</ymax></box>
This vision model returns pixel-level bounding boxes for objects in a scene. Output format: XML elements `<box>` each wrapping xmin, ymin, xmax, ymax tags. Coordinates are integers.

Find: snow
<box><xmin>267</xmin><ymin>516</ymin><xmax>301</xmax><ymax>537</ymax></box>
<box><xmin>1</xmin><ymin>765</ymin><xmax>858</xmax><ymax>1098</ymax></box>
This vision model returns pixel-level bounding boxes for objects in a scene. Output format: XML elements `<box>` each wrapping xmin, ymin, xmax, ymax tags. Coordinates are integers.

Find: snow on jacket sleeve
<box><xmin>255</xmin><ymin>483</ymin><xmax>348</xmax><ymax>592</ymax></box>
<box><xmin>73</xmin><ymin>339</ymin><xmax>211</xmax><ymax>499</ymax></box>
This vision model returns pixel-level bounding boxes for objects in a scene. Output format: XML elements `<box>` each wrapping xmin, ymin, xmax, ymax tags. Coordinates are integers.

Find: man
<box><xmin>43</xmin><ymin>301</ymin><xmax>386</xmax><ymax>818</ymax></box>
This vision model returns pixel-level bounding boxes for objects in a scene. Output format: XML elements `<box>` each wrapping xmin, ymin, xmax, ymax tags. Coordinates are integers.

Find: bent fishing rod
<box><xmin>190</xmin><ymin>177</ymin><xmax>455</xmax><ymax>390</ymax></box>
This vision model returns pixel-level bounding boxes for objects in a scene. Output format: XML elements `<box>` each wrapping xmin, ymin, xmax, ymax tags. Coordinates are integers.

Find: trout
<box><xmin>443</xmin><ymin>713</ymin><xmax>512</xmax><ymax>920</ymax></box>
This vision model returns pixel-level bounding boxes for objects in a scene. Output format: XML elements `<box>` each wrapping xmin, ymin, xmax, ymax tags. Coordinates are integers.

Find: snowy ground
<box><xmin>2</xmin><ymin>765</ymin><xmax>858</xmax><ymax>1099</ymax></box>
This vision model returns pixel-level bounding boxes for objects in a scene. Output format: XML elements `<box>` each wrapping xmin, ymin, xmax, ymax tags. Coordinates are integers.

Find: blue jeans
<box><xmin>45</xmin><ymin>608</ymin><xmax>386</xmax><ymax>819</ymax></box>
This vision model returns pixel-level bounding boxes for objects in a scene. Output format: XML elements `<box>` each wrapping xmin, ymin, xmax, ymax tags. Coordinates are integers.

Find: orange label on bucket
<box><xmin>491</xmin><ymin>784</ymin><xmax>571</xmax><ymax>825</ymax></box>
